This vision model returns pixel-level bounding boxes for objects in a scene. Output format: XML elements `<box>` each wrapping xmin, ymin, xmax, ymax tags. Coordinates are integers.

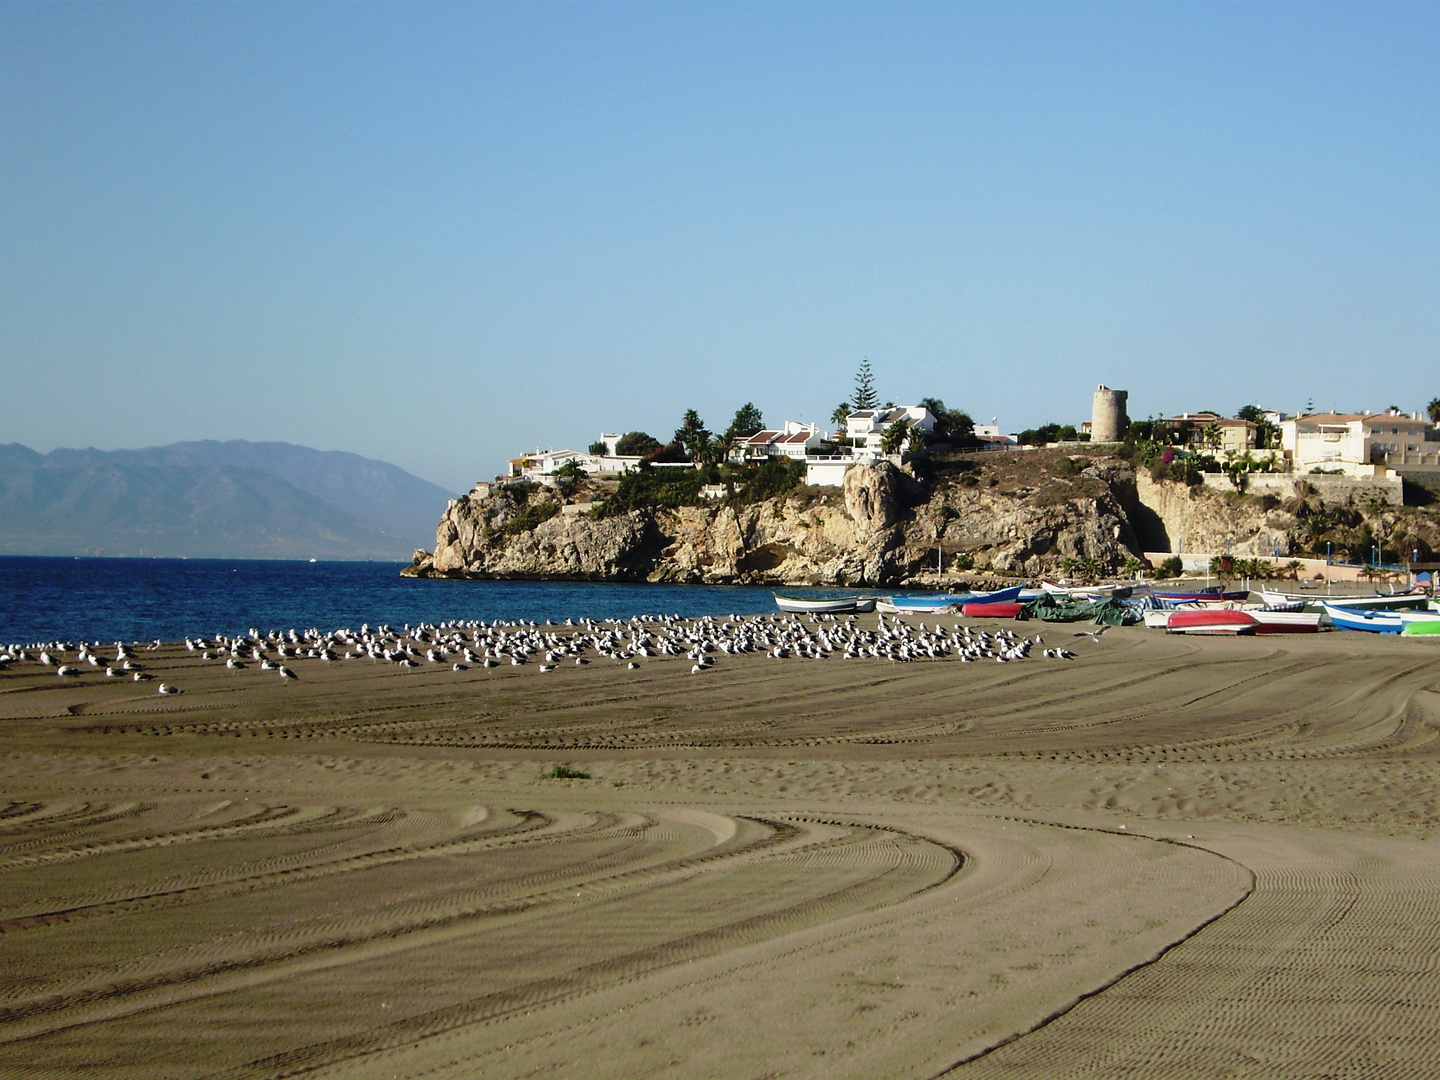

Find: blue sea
<box><xmin>0</xmin><ymin>557</ymin><xmax>853</xmax><ymax>644</ymax></box>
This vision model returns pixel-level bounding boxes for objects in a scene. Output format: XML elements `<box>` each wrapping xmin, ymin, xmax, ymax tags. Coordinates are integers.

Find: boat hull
<box><xmin>1322</xmin><ymin>603</ymin><xmax>1403</xmax><ymax>633</ymax></box>
<box><xmin>1166</xmin><ymin>609</ymin><xmax>1258</xmax><ymax>635</ymax></box>
<box><xmin>1250</xmin><ymin>611</ymin><xmax>1323</xmax><ymax>633</ymax></box>
<box><xmin>773</xmin><ymin>595</ymin><xmax>865</xmax><ymax>614</ymax></box>
<box><xmin>1041</xmin><ymin>580</ymin><xmax>1151</xmax><ymax>601</ymax></box>
<box><xmin>1153</xmin><ymin>589</ymin><xmax>1251</xmax><ymax>603</ymax></box>
<box><xmin>883</xmin><ymin>586</ymin><xmax>1023</xmax><ymax>613</ymax></box>
<box><xmin>961</xmin><ymin>602</ymin><xmax>1024</xmax><ymax>618</ymax></box>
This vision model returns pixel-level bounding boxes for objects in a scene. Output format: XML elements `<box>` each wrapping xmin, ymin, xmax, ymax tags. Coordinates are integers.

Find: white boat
<box><xmin>773</xmin><ymin>594</ymin><xmax>875</xmax><ymax>614</ymax></box>
<box><xmin>1260</xmin><ymin>588</ymin><xmax>1427</xmax><ymax>611</ymax></box>
<box><xmin>1249</xmin><ymin>610</ymin><xmax>1323</xmax><ymax>633</ymax></box>
<box><xmin>1041</xmin><ymin>580</ymin><xmax>1151</xmax><ymax>600</ymax></box>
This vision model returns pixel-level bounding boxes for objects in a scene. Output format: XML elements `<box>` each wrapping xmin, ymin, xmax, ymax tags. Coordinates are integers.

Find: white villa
<box><xmin>973</xmin><ymin>422</ymin><xmax>1019</xmax><ymax>450</ymax></box>
<box><xmin>507</xmin><ymin>434</ymin><xmax>647</xmax><ymax>484</ymax></box>
<box><xmin>733</xmin><ymin>421</ymin><xmax>825</xmax><ymax>462</ymax></box>
<box><xmin>843</xmin><ymin>405</ymin><xmax>937</xmax><ymax>454</ymax></box>
<box><xmin>1280</xmin><ymin>410</ymin><xmax>1440</xmax><ymax>477</ymax></box>
<box><xmin>802</xmin><ymin>405</ymin><xmax>940</xmax><ymax>486</ymax></box>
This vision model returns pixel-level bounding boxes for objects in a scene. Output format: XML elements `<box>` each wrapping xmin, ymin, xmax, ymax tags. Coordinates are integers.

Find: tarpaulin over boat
<box><xmin>1017</xmin><ymin>594</ymin><xmax>1138</xmax><ymax>626</ymax></box>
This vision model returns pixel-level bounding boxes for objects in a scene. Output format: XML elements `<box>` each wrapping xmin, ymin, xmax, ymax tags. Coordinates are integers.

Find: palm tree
<box><xmin>1201</xmin><ymin>421</ymin><xmax>1223</xmax><ymax>452</ymax></box>
<box><xmin>879</xmin><ymin>418</ymin><xmax>911</xmax><ymax>455</ymax></box>
<box><xmin>1428</xmin><ymin>397</ymin><xmax>1440</xmax><ymax>423</ymax></box>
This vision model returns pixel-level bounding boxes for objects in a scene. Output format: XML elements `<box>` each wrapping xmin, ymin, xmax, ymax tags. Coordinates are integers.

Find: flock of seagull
<box><xmin>0</xmin><ymin>612</ymin><xmax>1090</xmax><ymax>697</ymax></box>
<box><xmin>0</xmin><ymin>639</ymin><xmax>185</xmax><ymax>694</ymax></box>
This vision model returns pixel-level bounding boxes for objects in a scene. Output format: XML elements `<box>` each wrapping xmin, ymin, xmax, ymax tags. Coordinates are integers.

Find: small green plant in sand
<box><xmin>540</xmin><ymin>763</ymin><xmax>591</xmax><ymax>780</ymax></box>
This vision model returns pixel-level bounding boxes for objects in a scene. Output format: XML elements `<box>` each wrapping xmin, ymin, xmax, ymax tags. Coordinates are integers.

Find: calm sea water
<box><xmin>0</xmin><ymin>557</ymin><xmax>854</xmax><ymax>644</ymax></box>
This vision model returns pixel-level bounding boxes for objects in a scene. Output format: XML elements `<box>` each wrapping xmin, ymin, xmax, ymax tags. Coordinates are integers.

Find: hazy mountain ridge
<box><xmin>0</xmin><ymin>441</ymin><xmax>455</xmax><ymax>560</ymax></box>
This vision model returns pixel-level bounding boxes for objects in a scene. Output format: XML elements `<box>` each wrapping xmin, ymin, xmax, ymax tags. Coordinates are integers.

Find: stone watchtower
<box><xmin>1091</xmin><ymin>386</ymin><xmax>1128</xmax><ymax>443</ymax></box>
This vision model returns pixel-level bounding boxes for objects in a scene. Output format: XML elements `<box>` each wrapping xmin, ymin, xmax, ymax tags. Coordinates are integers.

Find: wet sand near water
<box><xmin>1</xmin><ymin>620</ymin><xmax>1438</xmax><ymax>1077</ymax></box>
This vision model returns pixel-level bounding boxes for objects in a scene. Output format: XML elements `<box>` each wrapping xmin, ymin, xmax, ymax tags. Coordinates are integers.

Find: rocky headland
<box><xmin>404</xmin><ymin>449</ymin><xmax>1437</xmax><ymax>585</ymax></box>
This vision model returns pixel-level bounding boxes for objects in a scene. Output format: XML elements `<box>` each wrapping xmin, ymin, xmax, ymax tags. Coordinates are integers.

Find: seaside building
<box><xmin>1155</xmin><ymin>412</ymin><xmax>1261</xmax><ymax>456</ymax></box>
<box><xmin>1280</xmin><ymin>410</ymin><xmax>1440</xmax><ymax>477</ymax></box>
<box><xmin>732</xmin><ymin>421</ymin><xmax>825</xmax><ymax>462</ymax></box>
<box><xmin>843</xmin><ymin>405</ymin><xmax>936</xmax><ymax>455</ymax></box>
<box><xmin>802</xmin><ymin>405</ymin><xmax>939</xmax><ymax>486</ymax></box>
<box><xmin>507</xmin><ymin>440</ymin><xmax>645</xmax><ymax>484</ymax></box>
<box><xmin>973</xmin><ymin>422</ymin><xmax>1019</xmax><ymax>450</ymax></box>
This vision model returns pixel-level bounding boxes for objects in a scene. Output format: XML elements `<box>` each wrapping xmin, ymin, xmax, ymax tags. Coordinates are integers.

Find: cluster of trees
<box><xmin>1206</xmin><ymin>556</ymin><xmax>1306</xmax><ymax>581</ymax></box>
<box><xmin>587</xmin><ymin>403</ymin><xmax>768</xmax><ymax>468</ymax></box>
<box><xmin>827</xmin><ymin>361</ymin><xmax>977</xmax><ymax>451</ymax></box>
<box><xmin>1287</xmin><ymin>486</ymin><xmax>1432</xmax><ymax>564</ymax></box>
<box><xmin>1017</xmin><ymin>423</ymin><xmax>1082</xmax><ymax>446</ymax></box>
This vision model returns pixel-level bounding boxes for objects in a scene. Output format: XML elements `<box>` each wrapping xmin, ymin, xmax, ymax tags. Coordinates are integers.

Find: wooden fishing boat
<box><xmin>1040</xmin><ymin>580</ymin><xmax>1151</xmax><ymax>601</ymax></box>
<box><xmin>1262</xmin><ymin>588</ymin><xmax>1428</xmax><ymax>611</ymax></box>
<box><xmin>773</xmin><ymin>594</ymin><xmax>876</xmax><ymax>614</ymax></box>
<box><xmin>1249</xmin><ymin>610</ymin><xmax>1323</xmax><ymax>633</ymax></box>
<box><xmin>1165</xmin><ymin>609</ymin><xmax>1258</xmax><ymax>635</ymax></box>
<box><xmin>1322</xmin><ymin>603</ymin><xmax>1404</xmax><ymax>634</ymax></box>
<box><xmin>882</xmin><ymin>586</ymin><xmax>1023</xmax><ymax>614</ymax></box>
<box><xmin>961</xmin><ymin>601</ymin><xmax>1024</xmax><ymax>618</ymax></box>
<box><xmin>1152</xmin><ymin>586</ymin><xmax>1250</xmax><ymax>603</ymax></box>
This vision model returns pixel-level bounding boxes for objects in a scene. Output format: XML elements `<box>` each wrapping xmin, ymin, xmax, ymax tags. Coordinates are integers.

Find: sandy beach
<box><xmin>2</xmin><ymin>619</ymin><xmax>1439</xmax><ymax>1078</ymax></box>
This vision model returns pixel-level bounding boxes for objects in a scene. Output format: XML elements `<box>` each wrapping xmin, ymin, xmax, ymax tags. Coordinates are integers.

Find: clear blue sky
<box><xmin>3</xmin><ymin>1</ymin><xmax>1437</xmax><ymax>492</ymax></box>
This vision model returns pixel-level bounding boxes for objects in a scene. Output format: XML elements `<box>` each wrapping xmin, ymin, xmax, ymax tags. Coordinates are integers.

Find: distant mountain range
<box><xmin>0</xmin><ymin>441</ymin><xmax>456</xmax><ymax>560</ymax></box>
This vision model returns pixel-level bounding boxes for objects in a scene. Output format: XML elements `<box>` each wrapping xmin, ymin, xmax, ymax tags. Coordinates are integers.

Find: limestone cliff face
<box><xmin>405</xmin><ymin>488</ymin><xmax>662</xmax><ymax>581</ymax></box>
<box><xmin>1132</xmin><ymin>474</ymin><xmax>1297</xmax><ymax>557</ymax></box>
<box><xmin>405</xmin><ymin>459</ymin><xmax>1148</xmax><ymax>585</ymax></box>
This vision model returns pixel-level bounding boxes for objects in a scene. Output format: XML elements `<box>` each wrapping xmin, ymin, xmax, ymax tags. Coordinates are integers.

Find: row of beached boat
<box><xmin>774</xmin><ymin>580</ymin><xmax>1440</xmax><ymax>636</ymax></box>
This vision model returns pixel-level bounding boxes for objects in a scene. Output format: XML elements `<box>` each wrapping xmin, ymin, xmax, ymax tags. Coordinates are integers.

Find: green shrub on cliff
<box><xmin>733</xmin><ymin>458</ymin><xmax>804</xmax><ymax>503</ymax></box>
<box><xmin>504</xmin><ymin>501</ymin><xmax>559</xmax><ymax>535</ymax></box>
<box><xmin>595</xmin><ymin>469</ymin><xmax>703</xmax><ymax>517</ymax></box>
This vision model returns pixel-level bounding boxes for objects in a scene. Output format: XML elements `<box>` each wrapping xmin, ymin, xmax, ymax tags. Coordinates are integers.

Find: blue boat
<box><xmin>1322</xmin><ymin>603</ymin><xmax>1404</xmax><ymax>634</ymax></box>
<box><xmin>881</xmin><ymin>586</ymin><xmax>1023</xmax><ymax>613</ymax></box>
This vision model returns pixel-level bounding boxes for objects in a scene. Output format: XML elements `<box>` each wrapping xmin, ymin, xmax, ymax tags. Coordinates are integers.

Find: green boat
<box><xmin>1400</xmin><ymin>619</ymin><xmax>1440</xmax><ymax>637</ymax></box>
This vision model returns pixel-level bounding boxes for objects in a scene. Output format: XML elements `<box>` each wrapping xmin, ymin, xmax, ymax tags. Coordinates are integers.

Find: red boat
<box><xmin>1166</xmin><ymin>609</ymin><xmax>1258</xmax><ymax>635</ymax></box>
<box><xmin>962</xmin><ymin>602</ymin><xmax>1024</xmax><ymax>618</ymax></box>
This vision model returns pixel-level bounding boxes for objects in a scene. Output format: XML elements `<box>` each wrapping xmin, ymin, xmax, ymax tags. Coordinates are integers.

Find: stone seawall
<box><xmin>1197</xmin><ymin>472</ymin><xmax>1403</xmax><ymax>506</ymax></box>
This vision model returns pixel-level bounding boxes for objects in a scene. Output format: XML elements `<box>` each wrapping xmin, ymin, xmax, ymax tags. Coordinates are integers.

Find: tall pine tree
<box><xmin>852</xmin><ymin>359</ymin><xmax>879</xmax><ymax>411</ymax></box>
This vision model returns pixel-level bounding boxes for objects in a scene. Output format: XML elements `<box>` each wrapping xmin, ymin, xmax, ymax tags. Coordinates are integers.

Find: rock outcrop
<box><xmin>1132</xmin><ymin>474</ymin><xmax>1297</xmax><ymax>557</ymax></box>
<box><xmin>407</xmin><ymin>488</ymin><xmax>663</xmax><ymax>580</ymax></box>
<box><xmin>405</xmin><ymin>456</ymin><xmax>1153</xmax><ymax>585</ymax></box>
